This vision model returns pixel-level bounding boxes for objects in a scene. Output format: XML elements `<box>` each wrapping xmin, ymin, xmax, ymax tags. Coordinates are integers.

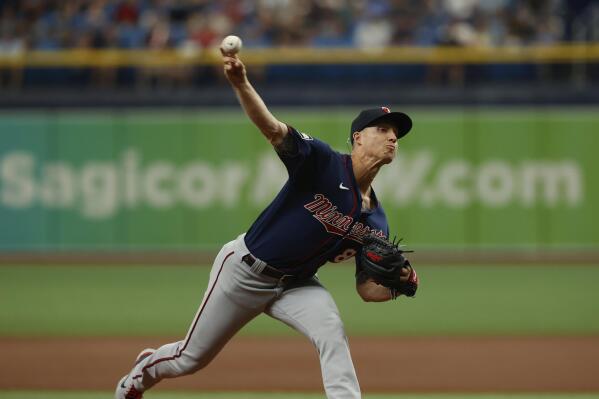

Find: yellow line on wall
<box><xmin>1</xmin><ymin>43</ymin><xmax>599</xmax><ymax>67</ymax></box>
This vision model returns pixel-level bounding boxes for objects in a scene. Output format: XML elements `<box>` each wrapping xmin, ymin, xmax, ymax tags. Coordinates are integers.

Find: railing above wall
<box><xmin>1</xmin><ymin>44</ymin><xmax>599</xmax><ymax>107</ymax></box>
<box><xmin>2</xmin><ymin>44</ymin><xmax>599</xmax><ymax>68</ymax></box>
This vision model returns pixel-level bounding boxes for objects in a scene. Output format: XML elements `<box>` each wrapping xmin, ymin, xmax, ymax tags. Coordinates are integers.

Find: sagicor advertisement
<box><xmin>0</xmin><ymin>109</ymin><xmax>596</xmax><ymax>250</ymax></box>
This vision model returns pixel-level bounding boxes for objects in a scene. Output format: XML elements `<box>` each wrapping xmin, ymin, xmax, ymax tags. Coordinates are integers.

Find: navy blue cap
<box><xmin>350</xmin><ymin>107</ymin><xmax>412</xmax><ymax>143</ymax></box>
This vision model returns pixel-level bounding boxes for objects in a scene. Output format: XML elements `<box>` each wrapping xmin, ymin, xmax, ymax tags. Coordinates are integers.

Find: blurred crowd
<box><xmin>1</xmin><ymin>0</ymin><xmax>598</xmax><ymax>55</ymax></box>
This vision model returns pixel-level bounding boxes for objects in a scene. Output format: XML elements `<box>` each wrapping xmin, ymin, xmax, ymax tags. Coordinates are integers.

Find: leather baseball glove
<box><xmin>360</xmin><ymin>233</ymin><xmax>419</xmax><ymax>297</ymax></box>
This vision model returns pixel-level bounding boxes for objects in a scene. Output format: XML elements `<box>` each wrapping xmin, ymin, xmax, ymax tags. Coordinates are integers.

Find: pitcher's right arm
<box><xmin>222</xmin><ymin>54</ymin><xmax>288</xmax><ymax>148</ymax></box>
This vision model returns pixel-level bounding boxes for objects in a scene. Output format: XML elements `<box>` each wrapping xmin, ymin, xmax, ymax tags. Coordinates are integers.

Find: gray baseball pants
<box><xmin>128</xmin><ymin>234</ymin><xmax>361</xmax><ymax>398</ymax></box>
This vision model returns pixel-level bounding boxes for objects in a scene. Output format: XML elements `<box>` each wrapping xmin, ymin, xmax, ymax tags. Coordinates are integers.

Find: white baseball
<box><xmin>221</xmin><ymin>35</ymin><xmax>242</xmax><ymax>55</ymax></box>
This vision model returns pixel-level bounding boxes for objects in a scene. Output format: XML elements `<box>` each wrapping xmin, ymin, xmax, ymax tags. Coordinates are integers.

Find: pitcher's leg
<box><xmin>131</xmin><ymin>285</ymin><xmax>259</xmax><ymax>390</ymax></box>
<box><xmin>265</xmin><ymin>278</ymin><xmax>361</xmax><ymax>399</ymax></box>
<box><xmin>119</xmin><ymin>241</ymin><xmax>277</xmax><ymax>395</ymax></box>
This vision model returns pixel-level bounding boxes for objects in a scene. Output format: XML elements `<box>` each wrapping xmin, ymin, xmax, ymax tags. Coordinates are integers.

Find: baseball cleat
<box><xmin>114</xmin><ymin>348</ymin><xmax>156</xmax><ymax>399</ymax></box>
<box><xmin>115</xmin><ymin>374</ymin><xmax>143</xmax><ymax>399</ymax></box>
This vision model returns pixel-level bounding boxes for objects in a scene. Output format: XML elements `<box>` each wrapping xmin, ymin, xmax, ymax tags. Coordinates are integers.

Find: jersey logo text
<box><xmin>304</xmin><ymin>194</ymin><xmax>386</xmax><ymax>241</ymax></box>
<box><xmin>304</xmin><ymin>194</ymin><xmax>354</xmax><ymax>236</ymax></box>
<box><xmin>339</xmin><ymin>182</ymin><xmax>349</xmax><ymax>190</ymax></box>
<box><xmin>346</xmin><ymin>221</ymin><xmax>385</xmax><ymax>243</ymax></box>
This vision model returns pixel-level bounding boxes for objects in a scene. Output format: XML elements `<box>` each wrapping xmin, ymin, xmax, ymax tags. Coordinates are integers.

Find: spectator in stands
<box><xmin>1</xmin><ymin>0</ymin><xmax>597</xmax><ymax>90</ymax></box>
<box><xmin>1</xmin><ymin>0</ymin><xmax>595</xmax><ymax>50</ymax></box>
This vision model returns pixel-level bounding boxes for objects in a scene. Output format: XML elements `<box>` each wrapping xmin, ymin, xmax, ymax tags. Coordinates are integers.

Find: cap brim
<box><xmin>370</xmin><ymin>112</ymin><xmax>413</xmax><ymax>139</ymax></box>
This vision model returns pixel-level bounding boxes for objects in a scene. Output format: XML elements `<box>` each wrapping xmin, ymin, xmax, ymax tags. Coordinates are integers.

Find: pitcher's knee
<box><xmin>311</xmin><ymin>314</ymin><xmax>347</xmax><ymax>346</ymax></box>
<box><xmin>175</xmin><ymin>351</ymin><xmax>213</xmax><ymax>375</ymax></box>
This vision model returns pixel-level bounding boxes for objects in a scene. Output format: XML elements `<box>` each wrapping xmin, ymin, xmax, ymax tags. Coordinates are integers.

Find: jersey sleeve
<box><xmin>276</xmin><ymin>125</ymin><xmax>335</xmax><ymax>177</ymax></box>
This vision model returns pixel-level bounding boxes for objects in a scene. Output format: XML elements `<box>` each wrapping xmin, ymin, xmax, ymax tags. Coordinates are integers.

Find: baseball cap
<box><xmin>350</xmin><ymin>107</ymin><xmax>413</xmax><ymax>143</ymax></box>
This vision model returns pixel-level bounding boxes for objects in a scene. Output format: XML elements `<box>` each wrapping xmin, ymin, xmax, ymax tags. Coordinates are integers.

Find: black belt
<box><xmin>241</xmin><ymin>254</ymin><xmax>297</xmax><ymax>284</ymax></box>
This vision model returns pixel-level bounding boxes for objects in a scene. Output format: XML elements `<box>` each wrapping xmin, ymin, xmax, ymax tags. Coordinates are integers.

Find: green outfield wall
<box><xmin>0</xmin><ymin>108</ymin><xmax>597</xmax><ymax>251</ymax></box>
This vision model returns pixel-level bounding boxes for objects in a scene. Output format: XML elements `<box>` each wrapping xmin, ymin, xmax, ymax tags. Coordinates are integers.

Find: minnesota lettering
<box><xmin>304</xmin><ymin>194</ymin><xmax>385</xmax><ymax>241</ymax></box>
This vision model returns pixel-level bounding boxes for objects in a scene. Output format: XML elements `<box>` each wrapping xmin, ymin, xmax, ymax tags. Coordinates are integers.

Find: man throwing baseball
<box><xmin>116</xmin><ymin>45</ymin><xmax>418</xmax><ymax>399</ymax></box>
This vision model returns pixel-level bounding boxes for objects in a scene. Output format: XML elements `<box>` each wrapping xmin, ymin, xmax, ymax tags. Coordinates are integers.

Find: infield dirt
<box><xmin>1</xmin><ymin>336</ymin><xmax>599</xmax><ymax>392</ymax></box>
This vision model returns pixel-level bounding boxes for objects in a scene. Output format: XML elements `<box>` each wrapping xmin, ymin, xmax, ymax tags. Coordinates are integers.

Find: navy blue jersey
<box><xmin>244</xmin><ymin>127</ymin><xmax>390</xmax><ymax>277</ymax></box>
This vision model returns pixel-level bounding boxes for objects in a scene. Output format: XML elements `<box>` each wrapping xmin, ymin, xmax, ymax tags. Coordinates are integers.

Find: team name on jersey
<box><xmin>346</xmin><ymin>221</ymin><xmax>385</xmax><ymax>243</ymax></box>
<box><xmin>304</xmin><ymin>194</ymin><xmax>385</xmax><ymax>241</ymax></box>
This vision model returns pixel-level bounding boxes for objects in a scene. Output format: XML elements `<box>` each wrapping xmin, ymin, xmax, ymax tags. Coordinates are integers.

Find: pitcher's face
<box><xmin>354</xmin><ymin>123</ymin><xmax>398</xmax><ymax>164</ymax></box>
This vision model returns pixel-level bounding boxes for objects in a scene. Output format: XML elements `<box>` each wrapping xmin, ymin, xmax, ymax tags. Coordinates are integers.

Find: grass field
<box><xmin>1</xmin><ymin>264</ymin><xmax>598</xmax><ymax>337</ymax></box>
<box><xmin>3</xmin><ymin>263</ymin><xmax>598</xmax><ymax>397</ymax></box>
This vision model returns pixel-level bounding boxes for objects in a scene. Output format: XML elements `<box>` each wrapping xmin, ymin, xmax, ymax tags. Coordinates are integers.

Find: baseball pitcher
<box><xmin>115</xmin><ymin>49</ymin><xmax>419</xmax><ymax>399</ymax></box>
